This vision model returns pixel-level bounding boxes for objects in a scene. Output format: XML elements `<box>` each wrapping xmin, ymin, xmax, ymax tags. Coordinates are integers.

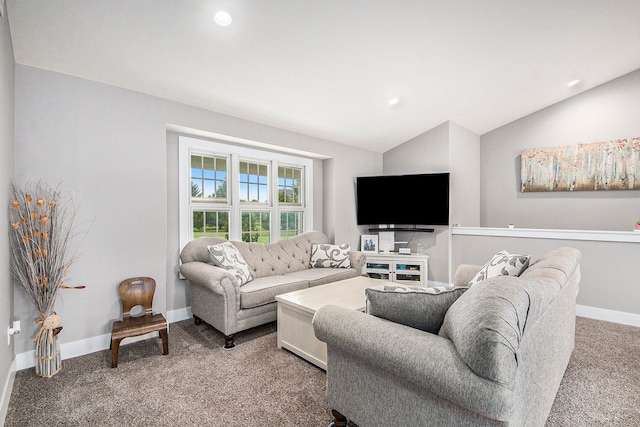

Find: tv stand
<box><xmin>363</xmin><ymin>253</ymin><xmax>429</xmax><ymax>285</ymax></box>
<box><xmin>368</xmin><ymin>227</ymin><xmax>435</xmax><ymax>233</ymax></box>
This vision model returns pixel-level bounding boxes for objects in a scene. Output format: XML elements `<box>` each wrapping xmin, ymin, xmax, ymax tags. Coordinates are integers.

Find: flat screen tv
<box><xmin>356</xmin><ymin>172</ymin><xmax>450</xmax><ymax>226</ymax></box>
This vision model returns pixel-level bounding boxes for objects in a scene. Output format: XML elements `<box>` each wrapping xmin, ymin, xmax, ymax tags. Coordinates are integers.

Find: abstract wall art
<box><xmin>521</xmin><ymin>137</ymin><xmax>640</xmax><ymax>192</ymax></box>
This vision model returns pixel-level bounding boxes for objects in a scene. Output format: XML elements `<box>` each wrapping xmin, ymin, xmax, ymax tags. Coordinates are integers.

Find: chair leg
<box><xmin>111</xmin><ymin>338</ymin><xmax>122</xmax><ymax>368</ymax></box>
<box><xmin>223</xmin><ymin>334</ymin><xmax>235</xmax><ymax>349</ymax></box>
<box><xmin>193</xmin><ymin>315</ymin><xmax>202</xmax><ymax>325</ymax></box>
<box><xmin>160</xmin><ymin>328</ymin><xmax>169</xmax><ymax>355</ymax></box>
<box><xmin>331</xmin><ymin>410</ymin><xmax>347</xmax><ymax>427</ymax></box>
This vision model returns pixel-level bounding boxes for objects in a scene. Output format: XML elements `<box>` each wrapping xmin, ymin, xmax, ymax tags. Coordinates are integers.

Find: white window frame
<box><xmin>179</xmin><ymin>135</ymin><xmax>313</xmax><ymax>251</ymax></box>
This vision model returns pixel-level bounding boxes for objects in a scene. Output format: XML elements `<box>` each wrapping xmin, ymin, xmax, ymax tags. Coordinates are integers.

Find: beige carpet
<box><xmin>5</xmin><ymin>316</ymin><xmax>640</xmax><ymax>426</ymax></box>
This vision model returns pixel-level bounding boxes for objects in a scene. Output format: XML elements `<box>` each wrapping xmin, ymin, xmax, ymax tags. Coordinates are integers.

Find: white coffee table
<box><xmin>276</xmin><ymin>275</ymin><xmax>380</xmax><ymax>370</ymax></box>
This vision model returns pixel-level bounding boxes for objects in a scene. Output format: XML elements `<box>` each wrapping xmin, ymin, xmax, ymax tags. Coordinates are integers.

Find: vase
<box><xmin>34</xmin><ymin>313</ymin><xmax>63</xmax><ymax>378</ymax></box>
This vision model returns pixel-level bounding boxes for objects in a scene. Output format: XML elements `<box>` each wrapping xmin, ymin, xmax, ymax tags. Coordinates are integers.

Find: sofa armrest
<box><xmin>349</xmin><ymin>250</ymin><xmax>366</xmax><ymax>272</ymax></box>
<box><xmin>180</xmin><ymin>261</ymin><xmax>240</xmax><ymax>301</ymax></box>
<box><xmin>312</xmin><ymin>305</ymin><xmax>514</xmax><ymax>421</ymax></box>
<box><xmin>453</xmin><ymin>264</ymin><xmax>482</xmax><ymax>287</ymax></box>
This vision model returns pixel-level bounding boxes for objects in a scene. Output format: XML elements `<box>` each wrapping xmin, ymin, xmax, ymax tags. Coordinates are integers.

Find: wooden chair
<box><xmin>110</xmin><ymin>277</ymin><xmax>168</xmax><ymax>368</ymax></box>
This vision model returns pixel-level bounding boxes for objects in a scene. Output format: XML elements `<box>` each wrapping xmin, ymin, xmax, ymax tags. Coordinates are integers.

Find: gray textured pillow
<box><xmin>310</xmin><ymin>243</ymin><xmax>351</xmax><ymax>268</ymax></box>
<box><xmin>439</xmin><ymin>276</ymin><xmax>530</xmax><ymax>385</ymax></box>
<box><xmin>468</xmin><ymin>250</ymin><xmax>530</xmax><ymax>286</ymax></box>
<box><xmin>366</xmin><ymin>285</ymin><xmax>467</xmax><ymax>334</ymax></box>
<box><xmin>207</xmin><ymin>242</ymin><xmax>253</xmax><ymax>285</ymax></box>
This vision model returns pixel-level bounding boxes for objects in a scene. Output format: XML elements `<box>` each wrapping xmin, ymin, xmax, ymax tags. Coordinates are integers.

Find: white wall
<box><xmin>480</xmin><ymin>69</ymin><xmax>640</xmax><ymax>231</ymax></box>
<box><xmin>14</xmin><ymin>65</ymin><xmax>381</xmax><ymax>355</ymax></box>
<box><xmin>0</xmin><ymin>8</ymin><xmax>15</xmax><ymax>421</ymax></box>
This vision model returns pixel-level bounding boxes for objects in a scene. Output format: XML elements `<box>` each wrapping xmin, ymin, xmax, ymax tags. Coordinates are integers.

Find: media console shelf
<box><xmin>363</xmin><ymin>253</ymin><xmax>429</xmax><ymax>285</ymax></box>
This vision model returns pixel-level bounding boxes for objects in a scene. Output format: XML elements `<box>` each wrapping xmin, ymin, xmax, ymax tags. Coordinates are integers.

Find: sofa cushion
<box><xmin>310</xmin><ymin>243</ymin><xmax>351</xmax><ymax>268</ymax></box>
<box><xmin>439</xmin><ymin>276</ymin><xmax>531</xmax><ymax>386</ymax></box>
<box><xmin>207</xmin><ymin>242</ymin><xmax>253</xmax><ymax>285</ymax></box>
<box><xmin>235</xmin><ymin>231</ymin><xmax>329</xmax><ymax>279</ymax></box>
<box><xmin>240</xmin><ymin>275</ymin><xmax>309</xmax><ymax>309</ymax></box>
<box><xmin>467</xmin><ymin>250</ymin><xmax>530</xmax><ymax>286</ymax></box>
<box><xmin>366</xmin><ymin>285</ymin><xmax>467</xmax><ymax>334</ymax></box>
<box><xmin>287</xmin><ymin>267</ymin><xmax>360</xmax><ymax>287</ymax></box>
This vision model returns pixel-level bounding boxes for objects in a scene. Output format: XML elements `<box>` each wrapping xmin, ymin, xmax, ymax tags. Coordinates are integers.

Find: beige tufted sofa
<box><xmin>180</xmin><ymin>231</ymin><xmax>365</xmax><ymax>348</ymax></box>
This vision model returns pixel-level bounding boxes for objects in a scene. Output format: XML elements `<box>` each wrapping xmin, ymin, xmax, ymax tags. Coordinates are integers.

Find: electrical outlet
<box><xmin>8</xmin><ymin>320</ymin><xmax>20</xmax><ymax>345</ymax></box>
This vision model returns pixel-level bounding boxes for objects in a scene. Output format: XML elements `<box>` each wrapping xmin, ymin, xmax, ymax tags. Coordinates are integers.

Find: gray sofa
<box><xmin>180</xmin><ymin>231</ymin><xmax>365</xmax><ymax>348</ymax></box>
<box><xmin>313</xmin><ymin>247</ymin><xmax>581</xmax><ymax>426</ymax></box>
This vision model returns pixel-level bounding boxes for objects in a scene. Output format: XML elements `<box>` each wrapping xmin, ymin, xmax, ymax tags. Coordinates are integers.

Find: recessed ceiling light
<box><xmin>567</xmin><ymin>79</ymin><xmax>580</xmax><ymax>87</ymax></box>
<box><xmin>214</xmin><ymin>10</ymin><xmax>233</xmax><ymax>26</ymax></box>
<box><xmin>388</xmin><ymin>97</ymin><xmax>400</xmax><ymax>106</ymax></box>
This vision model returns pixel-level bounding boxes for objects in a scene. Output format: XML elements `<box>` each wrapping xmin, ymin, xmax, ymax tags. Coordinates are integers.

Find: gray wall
<box><xmin>452</xmin><ymin>234</ymin><xmax>640</xmax><ymax>316</ymax></box>
<box><xmin>382</xmin><ymin>121</ymin><xmax>480</xmax><ymax>282</ymax></box>
<box><xmin>0</xmin><ymin>9</ymin><xmax>15</xmax><ymax>418</ymax></box>
<box><xmin>14</xmin><ymin>65</ymin><xmax>381</xmax><ymax>354</ymax></box>
<box><xmin>449</xmin><ymin>68</ymin><xmax>640</xmax><ymax>319</ymax></box>
<box><xmin>449</xmin><ymin>122</ymin><xmax>480</xmax><ymax>228</ymax></box>
<box><xmin>481</xmin><ymin>69</ymin><xmax>640</xmax><ymax>231</ymax></box>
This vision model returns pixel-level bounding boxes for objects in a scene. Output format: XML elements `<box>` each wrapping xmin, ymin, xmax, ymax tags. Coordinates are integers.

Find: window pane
<box><xmin>203</xmin><ymin>157</ymin><xmax>215</xmax><ymax>179</ymax></box>
<box><xmin>239</xmin><ymin>161</ymin><xmax>268</xmax><ymax>205</ymax></box>
<box><xmin>191</xmin><ymin>155</ymin><xmax>203</xmax><ymax>178</ymax></box>
<box><xmin>278</xmin><ymin>166</ymin><xmax>303</xmax><ymax>205</ymax></box>
<box><xmin>239</xmin><ymin>183</ymin><xmax>248</xmax><ymax>202</ymax></box>
<box><xmin>280</xmin><ymin>211</ymin><xmax>303</xmax><ymax>239</ymax></box>
<box><xmin>191</xmin><ymin>154</ymin><xmax>227</xmax><ymax>203</ymax></box>
<box><xmin>191</xmin><ymin>179</ymin><xmax>203</xmax><ymax>198</ymax></box>
<box><xmin>203</xmin><ymin>180</ymin><xmax>216</xmax><ymax>199</ymax></box>
<box><xmin>193</xmin><ymin>210</ymin><xmax>229</xmax><ymax>239</ymax></box>
<box><xmin>241</xmin><ymin>211</ymin><xmax>270</xmax><ymax>243</ymax></box>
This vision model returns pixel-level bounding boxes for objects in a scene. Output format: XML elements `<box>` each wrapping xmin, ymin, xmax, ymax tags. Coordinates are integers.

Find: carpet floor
<box><xmin>4</xmin><ymin>316</ymin><xmax>640</xmax><ymax>426</ymax></box>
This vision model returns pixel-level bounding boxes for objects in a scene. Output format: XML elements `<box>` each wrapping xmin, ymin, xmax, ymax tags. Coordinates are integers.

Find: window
<box><xmin>179</xmin><ymin>135</ymin><xmax>313</xmax><ymax>249</ymax></box>
<box><xmin>190</xmin><ymin>155</ymin><xmax>227</xmax><ymax>203</ymax></box>
<box><xmin>242</xmin><ymin>211</ymin><xmax>270</xmax><ymax>242</ymax></box>
<box><xmin>239</xmin><ymin>161</ymin><xmax>268</xmax><ymax>204</ymax></box>
<box><xmin>192</xmin><ymin>210</ymin><xmax>229</xmax><ymax>239</ymax></box>
<box><xmin>278</xmin><ymin>166</ymin><xmax>302</xmax><ymax>205</ymax></box>
<box><xmin>280</xmin><ymin>211</ymin><xmax>304</xmax><ymax>239</ymax></box>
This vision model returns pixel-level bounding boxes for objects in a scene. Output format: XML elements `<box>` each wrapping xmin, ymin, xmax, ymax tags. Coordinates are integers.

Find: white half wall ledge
<box><xmin>12</xmin><ymin>304</ymin><xmax>639</xmax><ymax>371</ymax></box>
<box><xmin>451</xmin><ymin>226</ymin><xmax>640</xmax><ymax>243</ymax></box>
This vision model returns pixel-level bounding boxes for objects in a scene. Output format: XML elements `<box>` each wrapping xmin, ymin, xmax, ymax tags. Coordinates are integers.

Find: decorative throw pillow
<box><xmin>207</xmin><ymin>242</ymin><xmax>253</xmax><ymax>285</ymax></box>
<box><xmin>366</xmin><ymin>285</ymin><xmax>467</xmax><ymax>334</ymax></box>
<box><xmin>310</xmin><ymin>243</ymin><xmax>351</xmax><ymax>268</ymax></box>
<box><xmin>467</xmin><ymin>250</ymin><xmax>530</xmax><ymax>287</ymax></box>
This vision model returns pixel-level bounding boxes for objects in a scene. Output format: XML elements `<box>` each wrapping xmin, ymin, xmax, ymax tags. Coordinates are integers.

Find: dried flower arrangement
<box><xmin>8</xmin><ymin>181</ymin><xmax>84</xmax><ymax>377</ymax></box>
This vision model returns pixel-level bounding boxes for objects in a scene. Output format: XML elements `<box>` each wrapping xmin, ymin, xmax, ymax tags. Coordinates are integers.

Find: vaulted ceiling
<box><xmin>6</xmin><ymin>0</ymin><xmax>640</xmax><ymax>152</ymax></box>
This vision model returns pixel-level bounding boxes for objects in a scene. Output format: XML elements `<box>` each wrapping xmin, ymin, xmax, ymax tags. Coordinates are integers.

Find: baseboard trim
<box><xmin>12</xmin><ymin>305</ymin><xmax>638</xmax><ymax>371</ymax></box>
<box><xmin>15</xmin><ymin>307</ymin><xmax>193</xmax><ymax>371</ymax></box>
<box><xmin>0</xmin><ymin>360</ymin><xmax>16</xmax><ymax>426</ymax></box>
<box><xmin>576</xmin><ymin>304</ymin><xmax>640</xmax><ymax>327</ymax></box>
